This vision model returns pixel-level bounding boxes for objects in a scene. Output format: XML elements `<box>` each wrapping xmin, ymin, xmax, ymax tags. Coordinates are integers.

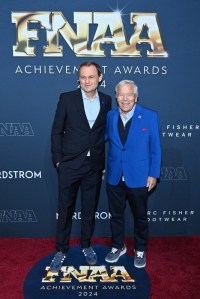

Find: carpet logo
<box><xmin>40</xmin><ymin>265</ymin><xmax>135</xmax><ymax>295</ymax></box>
<box><xmin>23</xmin><ymin>245</ymin><xmax>150</xmax><ymax>299</ymax></box>
<box><xmin>42</xmin><ymin>265</ymin><xmax>134</xmax><ymax>283</ymax></box>
<box><xmin>0</xmin><ymin>123</ymin><xmax>34</xmax><ymax>136</ymax></box>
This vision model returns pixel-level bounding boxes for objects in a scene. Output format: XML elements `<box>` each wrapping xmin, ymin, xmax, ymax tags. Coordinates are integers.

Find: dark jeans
<box><xmin>56</xmin><ymin>158</ymin><xmax>102</xmax><ymax>253</ymax></box>
<box><xmin>107</xmin><ymin>179</ymin><xmax>148</xmax><ymax>251</ymax></box>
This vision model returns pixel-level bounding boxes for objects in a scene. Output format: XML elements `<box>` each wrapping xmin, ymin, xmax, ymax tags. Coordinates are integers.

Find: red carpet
<box><xmin>1</xmin><ymin>236</ymin><xmax>200</xmax><ymax>299</ymax></box>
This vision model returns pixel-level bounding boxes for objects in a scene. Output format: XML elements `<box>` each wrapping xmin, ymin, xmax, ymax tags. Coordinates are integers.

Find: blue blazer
<box><xmin>106</xmin><ymin>104</ymin><xmax>162</xmax><ymax>188</ymax></box>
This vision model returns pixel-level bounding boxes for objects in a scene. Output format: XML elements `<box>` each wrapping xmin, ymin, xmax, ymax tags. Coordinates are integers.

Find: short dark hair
<box><xmin>78</xmin><ymin>61</ymin><xmax>102</xmax><ymax>77</ymax></box>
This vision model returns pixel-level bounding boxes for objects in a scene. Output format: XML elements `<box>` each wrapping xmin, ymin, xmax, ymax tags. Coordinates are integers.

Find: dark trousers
<box><xmin>56</xmin><ymin>158</ymin><xmax>102</xmax><ymax>253</ymax></box>
<box><xmin>107</xmin><ymin>179</ymin><xmax>148</xmax><ymax>251</ymax></box>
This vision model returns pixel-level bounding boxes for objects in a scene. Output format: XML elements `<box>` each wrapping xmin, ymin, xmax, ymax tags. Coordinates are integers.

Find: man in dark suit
<box><xmin>50</xmin><ymin>62</ymin><xmax>111</xmax><ymax>272</ymax></box>
<box><xmin>105</xmin><ymin>80</ymin><xmax>161</xmax><ymax>268</ymax></box>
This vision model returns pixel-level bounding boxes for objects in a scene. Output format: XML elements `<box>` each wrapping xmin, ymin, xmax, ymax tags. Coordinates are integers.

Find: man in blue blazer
<box><xmin>105</xmin><ymin>80</ymin><xmax>161</xmax><ymax>268</ymax></box>
<box><xmin>50</xmin><ymin>62</ymin><xmax>111</xmax><ymax>272</ymax></box>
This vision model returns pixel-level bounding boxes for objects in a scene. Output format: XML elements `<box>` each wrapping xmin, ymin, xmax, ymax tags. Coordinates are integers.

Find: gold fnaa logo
<box><xmin>42</xmin><ymin>265</ymin><xmax>135</xmax><ymax>283</ymax></box>
<box><xmin>12</xmin><ymin>11</ymin><xmax>168</xmax><ymax>57</ymax></box>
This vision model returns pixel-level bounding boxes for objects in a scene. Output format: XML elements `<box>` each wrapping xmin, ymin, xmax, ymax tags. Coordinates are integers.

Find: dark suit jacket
<box><xmin>51</xmin><ymin>88</ymin><xmax>111</xmax><ymax>170</ymax></box>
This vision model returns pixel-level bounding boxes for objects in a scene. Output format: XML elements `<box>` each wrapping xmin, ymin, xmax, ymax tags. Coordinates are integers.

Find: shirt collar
<box><xmin>81</xmin><ymin>89</ymin><xmax>99</xmax><ymax>101</ymax></box>
<box><xmin>119</xmin><ymin>104</ymin><xmax>136</xmax><ymax>120</ymax></box>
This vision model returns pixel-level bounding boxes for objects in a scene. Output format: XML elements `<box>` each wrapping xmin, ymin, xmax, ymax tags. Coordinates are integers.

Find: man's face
<box><xmin>79</xmin><ymin>65</ymin><xmax>102</xmax><ymax>97</ymax></box>
<box><xmin>116</xmin><ymin>84</ymin><xmax>137</xmax><ymax>114</ymax></box>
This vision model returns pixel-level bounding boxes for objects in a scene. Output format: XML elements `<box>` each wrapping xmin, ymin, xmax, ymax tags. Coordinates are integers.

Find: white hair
<box><xmin>115</xmin><ymin>80</ymin><xmax>138</xmax><ymax>96</ymax></box>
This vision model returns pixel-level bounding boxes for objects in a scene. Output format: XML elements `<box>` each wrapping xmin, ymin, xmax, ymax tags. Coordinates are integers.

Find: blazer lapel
<box><xmin>90</xmin><ymin>94</ymin><xmax>106</xmax><ymax>128</ymax></box>
<box><xmin>113</xmin><ymin>108</ymin><xmax>123</xmax><ymax>147</ymax></box>
<box><xmin>74</xmin><ymin>89</ymin><xmax>90</xmax><ymax>129</ymax></box>
<box><xmin>125</xmin><ymin>104</ymin><xmax>142</xmax><ymax>147</ymax></box>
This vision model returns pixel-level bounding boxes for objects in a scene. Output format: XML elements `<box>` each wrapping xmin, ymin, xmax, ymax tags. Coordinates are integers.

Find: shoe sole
<box><xmin>82</xmin><ymin>249</ymin><xmax>97</xmax><ymax>265</ymax></box>
<box><xmin>50</xmin><ymin>262</ymin><xmax>65</xmax><ymax>272</ymax></box>
<box><xmin>105</xmin><ymin>247</ymin><xmax>127</xmax><ymax>263</ymax></box>
<box><xmin>134</xmin><ymin>262</ymin><xmax>146</xmax><ymax>268</ymax></box>
<box><xmin>87</xmin><ymin>260</ymin><xmax>97</xmax><ymax>266</ymax></box>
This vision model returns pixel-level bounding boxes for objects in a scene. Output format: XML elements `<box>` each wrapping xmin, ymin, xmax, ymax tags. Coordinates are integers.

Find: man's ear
<box><xmin>98</xmin><ymin>74</ymin><xmax>103</xmax><ymax>82</ymax></box>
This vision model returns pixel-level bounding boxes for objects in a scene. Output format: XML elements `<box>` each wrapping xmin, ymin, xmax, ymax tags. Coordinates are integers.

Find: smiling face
<box><xmin>79</xmin><ymin>65</ymin><xmax>102</xmax><ymax>99</ymax></box>
<box><xmin>116</xmin><ymin>83</ymin><xmax>137</xmax><ymax>115</ymax></box>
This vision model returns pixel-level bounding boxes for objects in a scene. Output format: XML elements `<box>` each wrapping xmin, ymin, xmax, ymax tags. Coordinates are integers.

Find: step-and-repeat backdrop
<box><xmin>1</xmin><ymin>0</ymin><xmax>199</xmax><ymax>237</ymax></box>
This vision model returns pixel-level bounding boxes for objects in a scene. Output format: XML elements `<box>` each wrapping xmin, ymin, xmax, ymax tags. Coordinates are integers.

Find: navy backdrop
<box><xmin>0</xmin><ymin>0</ymin><xmax>199</xmax><ymax>237</ymax></box>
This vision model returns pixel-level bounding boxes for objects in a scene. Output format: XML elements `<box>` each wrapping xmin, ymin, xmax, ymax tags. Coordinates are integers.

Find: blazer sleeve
<box><xmin>51</xmin><ymin>94</ymin><xmax>66</xmax><ymax>165</ymax></box>
<box><xmin>148</xmin><ymin>111</ymin><xmax>162</xmax><ymax>178</ymax></box>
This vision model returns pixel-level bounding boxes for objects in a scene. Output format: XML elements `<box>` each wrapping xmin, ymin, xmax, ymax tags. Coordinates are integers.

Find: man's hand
<box><xmin>56</xmin><ymin>162</ymin><xmax>60</xmax><ymax>168</ymax></box>
<box><xmin>146</xmin><ymin>176</ymin><xmax>157</xmax><ymax>192</ymax></box>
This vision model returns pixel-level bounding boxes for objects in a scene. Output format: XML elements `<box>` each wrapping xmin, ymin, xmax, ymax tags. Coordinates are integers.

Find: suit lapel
<box><xmin>113</xmin><ymin>108</ymin><xmax>123</xmax><ymax>147</ymax></box>
<box><xmin>125</xmin><ymin>104</ymin><xmax>142</xmax><ymax>147</ymax></box>
<box><xmin>90</xmin><ymin>92</ymin><xmax>109</xmax><ymax>130</ymax></box>
<box><xmin>74</xmin><ymin>89</ymin><xmax>90</xmax><ymax>129</ymax></box>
